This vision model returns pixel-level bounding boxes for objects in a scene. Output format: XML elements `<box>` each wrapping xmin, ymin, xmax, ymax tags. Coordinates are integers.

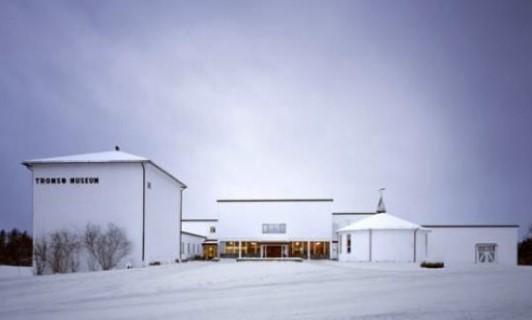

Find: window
<box><xmin>221</xmin><ymin>241</ymin><xmax>239</xmax><ymax>257</ymax></box>
<box><xmin>210</xmin><ymin>226</ymin><xmax>216</xmax><ymax>233</ymax></box>
<box><xmin>187</xmin><ymin>243</ymin><xmax>191</xmax><ymax>255</ymax></box>
<box><xmin>262</xmin><ymin>223</ymin><xmax>287</xmax><ymax>234</ymax></box>
<box><xmin>476</xmin><ymin>243</ymin><xmax>496</xmax><ymax>263</ymax></box>
<box><xmin>347</xmin><ymin>234</ymin><xmax>351</xmax><ymax>254</ymax></box>
<box><xmin>339</xmin><ymin>235</ymin><xmax>342</xmax><ymax>254</ymax></box>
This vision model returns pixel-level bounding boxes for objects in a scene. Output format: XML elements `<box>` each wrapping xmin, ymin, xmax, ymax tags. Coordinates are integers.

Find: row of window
<box><xmin>181</xmin><ymin>242</ymin><xmax>202</xmax><ymax>256</ymax></box>
<box><xmin>262</xmin><ymin>223</ymin><xmax>286</xmax><ymax>234</ymax></box>
<box><xmin>338</xmin><ymin>234</ymin><xmax>351</xmax><ymax>254</ymax></box>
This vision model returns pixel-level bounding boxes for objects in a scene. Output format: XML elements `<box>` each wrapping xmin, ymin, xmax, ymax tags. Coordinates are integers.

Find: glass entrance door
<box><xmin>261</xmin><ymin>244</ymin><xmax>289</xmax><ymax>258</ymax></box>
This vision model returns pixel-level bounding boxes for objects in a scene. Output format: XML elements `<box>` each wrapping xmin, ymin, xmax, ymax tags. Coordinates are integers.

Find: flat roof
<box><xmin>217</xmin><ymin>198</ymin><xmax>334</xmax><ymax>203</ymax></box>
<box><xmin>332</xmin><ymin>212</ymin><xmax>377</xmax><ymax>215</ymax></box>
<box><xmin>422</xmin><ymin>224</ymin><xmax>519</xmax><ymax>228</ymax></box>
<box><xmin>182</xmin><ymin>218</ymin><xmax>219</xmax><ymax>222</ymax></box>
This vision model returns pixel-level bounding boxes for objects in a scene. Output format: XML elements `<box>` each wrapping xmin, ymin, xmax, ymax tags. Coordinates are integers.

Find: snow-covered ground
<box><xmin>0</xmin><ymin>260</ymin><xmax>531</xmax><ymax>320</ymax></box>
<box><xmin>0</xmin><ymin>266</ymin><xmax>32</xmax><ymax>279</ymax></box>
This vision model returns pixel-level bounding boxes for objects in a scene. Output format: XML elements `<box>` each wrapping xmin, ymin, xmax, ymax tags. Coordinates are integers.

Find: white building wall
<box><xmin>181</xmin><ymin>233</ymin><xmax>205</xmax><ymax>260</ymax></box>
<box><xmin>339</xmin><ymin>229</ymin><xmax>429</xmax><ymax>262</ymax></box>
<box><xmin>217</xmin><ymin>201</ymin><xmax>333</xmax><ymax>242</ymax></box>
<box><xmin>332</xmin><ymin>214</ymin><xmax>375</xmax><ymax>241</ymax></box>
<box><xmin>332</xmin><ymin>214</ymin><xmax>374</xmax><ymax>259</ymax></box>
<box><xmin>426</xmin><ymin>227</ymin><xmax>518</xmax><ymax>265</ymax></box>
<box><xmin>416</xmin><ymin>230</ymin><xmax>429</xmax><ymax>262</ymax></box>
<box><xmin>31</xmin><ymin>163</ymin><xmax>144</xmax><ymax>268</ymax></box>
<box><xmin>372</xmin><ymin>230</ymin><xmax>414</xmax><ymax>262</ymax></box>
<box><xmin>144</xmin><ymin>163</ymin><xmax>182</xmax><ymax>264</ymax></box>
<box><xmin>339</xmin><ymin>231</ymin><xmax>370</xmax><ymax>262</ymax></box>
<box><xmin>182</xmin><ymin>220</ymin><xmax>218</xmax><ymax>239</ymax></box>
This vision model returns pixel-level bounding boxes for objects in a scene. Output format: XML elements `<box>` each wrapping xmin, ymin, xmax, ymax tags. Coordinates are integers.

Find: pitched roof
<box><xmin>22</xmin><ymin>150</ymin><xmax>186</xmax><ymax>188</ymax></box>
<box><xmin>181</xmin><ymin>231</ymin><xmax>207</xmax><ymax>239</ymax></box>
<box><xmin>338</xmin><ymin>213</ymin><xmax>425</xmax><ymax>232</ymax></box>
<box><xmin>22</xmin><ymin>151</ymin><xmax>147</xmax><ymax>164</ymax></box>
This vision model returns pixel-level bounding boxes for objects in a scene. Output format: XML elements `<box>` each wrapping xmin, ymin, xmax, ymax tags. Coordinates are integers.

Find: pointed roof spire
<box><xmin>377</xmin><ymin>188</ymin><xmax>386</xmax><ymax>213</ymax></box>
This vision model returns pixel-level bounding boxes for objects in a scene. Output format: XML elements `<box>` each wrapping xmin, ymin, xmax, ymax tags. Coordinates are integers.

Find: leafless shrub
<box><xmin>48</xmin><ymin>230</ymin><xmax>81</xmax><ymax>273</ymax></box>
<box><xmin>33</xmin><ymin>237</ymin><xmax>48</xmax><ymax>275</ymax></box>
<box><xmin>84</xmin><ymin>224</ymin><xmax>101</xmax><ymax>271</ymax></box>
<box><xmin>84</xmin><ymin>223</ymin><xmax>131</xmax><ymax>271</ymax></box>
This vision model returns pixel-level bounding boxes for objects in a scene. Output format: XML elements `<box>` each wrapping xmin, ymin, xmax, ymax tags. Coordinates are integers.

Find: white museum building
<box><xmin>211</xmin><ymin>197</ymin><xmax>518</xmax><ymax>265</ymax></box>
<box><xmin>23</xmin><ymin>149</ymin><xmax>187</xmax><ymax>269</ymax></box>
<box><xmin>24</xmin><ymin>150</ymin><xmax>519</xmax><ymax>270</ymax></box>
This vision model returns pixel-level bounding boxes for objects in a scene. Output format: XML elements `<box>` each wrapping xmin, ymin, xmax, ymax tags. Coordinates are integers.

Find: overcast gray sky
<box><xmin>1</xmin><ymin>0</ymin><xmax>531</xmax><ymax>237</ymax></box>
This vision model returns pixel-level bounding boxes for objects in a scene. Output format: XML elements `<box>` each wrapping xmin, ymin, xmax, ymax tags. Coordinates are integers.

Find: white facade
<box><xmin>181</xmin><ymin>232</ymin><xmax>206</xmax><ymax>260</ymax></box>
<box><xmin>331</xmin><ymin>213</ymin><xmax>375</xmax><ymax>259</ymax></box>
<box><xmin>332</xmin><ymin>213</ymin><xmax>376</xmax><ymax>240</ymax></box>
<box><xmin>337</xmin><ymin>214</ymin><xmax>429</xmax><ymax>263</ymax></box>
<box><xmin>24</xmin><ymin>151</ymin><xmax>519</xmax><ymax>266</ymax></box>
<box><xmin>218</xmin><ymin>199</ymin><xmax>333</xmax><ymax>242</ymax></box>
<box><xmin>217</xmin><ymin>199</ymin><xmax>333</xmax><ymax>259</ymax></box>
<box><xmin>182</xmin><ymin>219</ymin><xmax>218</xmax><ymax>239</ymax></box>
<box><xmin>424</xmin><ymin>226</ymin><xmax>518</xmax><ymax>265</ymax></box>
<box><xmin>24</xmin><ymin>150</ymin><xmax>186</xmax><ymax>270</ymax></box>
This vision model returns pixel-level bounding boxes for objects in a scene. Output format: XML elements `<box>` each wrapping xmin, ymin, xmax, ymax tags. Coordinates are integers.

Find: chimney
<box><xmin>376</xmin><ymin>188</ymin><xmax>386</xmax><ymax>213</ymax></box>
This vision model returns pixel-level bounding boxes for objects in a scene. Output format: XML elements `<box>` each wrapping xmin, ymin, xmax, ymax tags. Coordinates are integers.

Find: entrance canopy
<box><xmin>338</xmin><ymin>213</ymin><xmax>428</xmax><ymax>232</ymax></box>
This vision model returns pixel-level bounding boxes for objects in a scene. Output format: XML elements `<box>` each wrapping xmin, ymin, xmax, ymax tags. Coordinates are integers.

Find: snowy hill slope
<box><xmin>0</xmin><ymin>261</ymin><xmax>531</xmax><ymax>320</ymax></box>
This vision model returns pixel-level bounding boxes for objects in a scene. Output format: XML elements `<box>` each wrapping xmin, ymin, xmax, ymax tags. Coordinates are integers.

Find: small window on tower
<box><xmin>147</xmin><ymin>182</ymin><xmax>152</xmax><ymax>189</ymax></box>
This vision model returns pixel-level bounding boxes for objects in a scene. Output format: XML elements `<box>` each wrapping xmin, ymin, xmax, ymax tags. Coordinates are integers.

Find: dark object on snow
<box><xmin>420</xmin><ymin>261</ymin><xmax>444</xmax><ymax>269</ymax></box>
<box><xmin>149</xmin><ymin>261</ymin><xmax>161</xmax><ymax>266</ymax></box>
<box><xmin>518</xmin><ymin>238</ymin><xmax>532</xmax><ymax>265</ymax></box>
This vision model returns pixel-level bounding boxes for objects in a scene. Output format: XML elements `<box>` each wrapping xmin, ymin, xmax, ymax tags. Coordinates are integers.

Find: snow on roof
<box><xmin>181</xmin><ymin>230</ymin><xmax>207</xmax><ymax>239</ymax></box>
<box><xmin>338</xmin><ymin>213</ymin><xmax>426</xmax><ymax>232</ymax></box>
<box><xmin>22</xmin><ymin>151</ymin><xmax>148</xmax><ymax>164</ymax></box>
<box><xmin>22</xmin><ymin>150</ymin><xmax>186</xmax><ymax>188</ymax></box>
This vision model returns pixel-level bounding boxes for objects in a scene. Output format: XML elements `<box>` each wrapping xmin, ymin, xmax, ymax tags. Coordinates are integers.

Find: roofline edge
<box><xmin>216</xmin><ymin>198</ymin><xmax>334</xmax><ymax>203</ymax></box>
<box><xmin>422</xmin><ymin>224</ymin><xmax>519</xmax><ymax>228</ymax></box>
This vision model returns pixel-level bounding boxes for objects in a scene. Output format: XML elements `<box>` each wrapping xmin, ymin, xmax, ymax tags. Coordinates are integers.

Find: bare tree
<box><xmin>33</xmin><ymin>237</ymin><xmax>48</xmax><ymax>275</ymax></box>
<box><xmin>84</xmin><ymin>224</ymin><xmax>101</xmax><ymax>271</ymax></box>
<box><xmin>48</xmin><ymin>230</ymin><xmax>81</xmax><ymax>273</ymax></box>
<box><xmin>84</xmin><ymin>223</ymin><xmax>131</xmax><ymax>271</ymax></box>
